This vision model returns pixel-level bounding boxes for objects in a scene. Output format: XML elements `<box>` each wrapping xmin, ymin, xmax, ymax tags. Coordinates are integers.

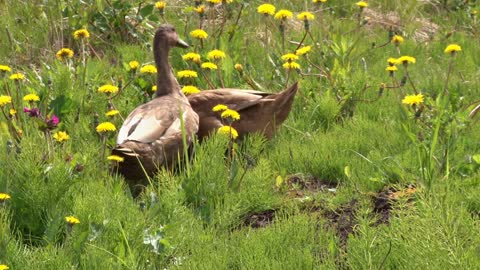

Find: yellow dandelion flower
<box><xmin>207</xmin><ymin>0</ymin><xmax>221</xmax><ymax>4</ymax></box>
<box><xmin>297</xmin><ymin>11</ymin><xmax>315</xmax><ymax>21</ymax></box>
<box><xmin>129</xmin><ymin>61</ymin><xmax>140</xmax><ymax>70</ymax></box>
<box><xmin>65</xmin><ymin>216</ymin><xmax>80</xmax><ymax>225</ymax></box>
<box><xmin>257</xmin><ymin>4</ymin><xmax>276</xmax><ymax>16</ymax></box>
<box><xmin>140</xmin><ymin>64</ymin><xmax>157</xmax><ymax>74</ymax></box>
<box><xmin>73</xmin><ymin>29</ymin><xmax>90</xmax><ymax>40</ymax></box>
<box><xmin>444</xmin><ymin>44</ymin><xmax>461</xmax><ymax>54</ymax></box>
<box><xmin>283</xmin><ymin>62</ymin><xmax>301</xmax><ymax>69</ymax></box>
<box><xmin>234</xmin><ymin>64</ymin><xmax>243</xmax><ymax>72</ymax></box>
<box><xmin>53</xmin><ymin>131</ymin><xmax>70</xmax><ymax>142</ymax></box>
<box><xmin>281</xmin><ymin>53</ymin><xmax>299</xmax><ymax>62</ymax></box>
<box><xmin>391</xmin><ymin>35</ymin><xmax>404</xmax><ymax>45</ymax></box>
<box><xmin>23</xmin><ymin>94</ymin><xmax>40</xmax><ymax>102</ymax></box>
<box><xmin>152</xmin><ymin>85</ymin><xmax>157</xmax><ymax>92</ymax></box>
<box><xmin>402</xmin><ymin>93</ymin><xmax>424</xmax><ymax>106</ymax></box>
<box><xmin>212</xmin><ymin>104</ymin><xmax>228</xmax><ymax>112</ymax></box>
<box><xmin>0</xmin><ymin>95</ymin><xmax>12</xmax><ymax>107</ymax></box>
<box><xmin>98</xmin><ymin>84</ymin><xmax>119</xmax><ymax>94</ymax></box>
<box><xmin>0</xmin><ymin>264</ymin><xmax>9</xmax><ymax>270</ymax></box>
<box><xmin>0</xmin><ymin>65</ymin><xmax>10</xmax><ymax>73</ymax></box>
<box><xmin>387</xmin><ymin>57</ymin><xmax>399</xmax><ymax>66</ymax></box>
<box><xmin>182</xmin><ymin>52</ymin><xmax>201</xmax><ymax>63</ymax></box>
<box><xmin>386</xmin><ymin>66</ymin><xmax>398</xmax><ymax>72</ymax></box>
<box><xmin>56</xmin><ymin>48</ymin><xmax>74</xmax><ymax>60</ymax></box>
<box><xmin>96</xmin><ymin>122</ymin><xmax>116</xmax><ymax>133</ymax></box>
<box><xmin>274</xmin><ymin>9</ymin><xmax>293</xmax><ymax>20</ymax></box>
<box><xmin>295</xmin><ymin>46</ymin><xmax>311</xmax><ymax>56</ymax></box>
<box><xmin>218</xmin><ymin>125</ymin><xmax>239</xmax><ymax>139</ymax></box>
<box><xmin>182</xmin><ymin>85</ymin><xmax>201</xmax><ymax>95</ymax></box>
<box><xmin>177</xmin><ymin>70</ymin><xmax>198</xmax><ymax>78</ymax></box>
<box><xmin>398</xmin><ymin>56</ymin><xmax>416</xmax><ymax>65</ymax></box>
<box><xmin>105</xmin><ymin>109</ymin><xmax>120</xmax><ymax>117</ymax></box>
<box><xmin>9</xmin><ymin>108</ymin><xmax>16</xmax><ymax>116</ymax></box>
<box><xmin>356</xmin><ymin>1</ymin><xmax>368</xmax><ymax>8</ymax></box>
<box><xmin>107</xmin><ymin>155</ymin><xmax>124</xmax><ymax>162</ymax></box>
<box><xmin>207</xmin><ymin>49</ymin><xmax>226</xmax><ymax>60</ymax></box>
<box><xmin>313</xmin><ymin>0</ymin><xmax>327</xmax><ymax>3</ymax></box>
<box><xmin>190</xmin><ymin>29</ymin><xmax>208</xmax><ymax>39</ymax></box>
<box><xmin>155</xmin><ymin>1</ymin><xmax>166</xmax><ymax>9</ymax></box>
<box><xmin>201</xmin><ymin>62</ymin><xmax>218</xmax><ymax>70</ymax></box>
<box><xmin>194</xmin><ymin>5</ymin><xmax>206</xmax><ymax>14</ymax></box>
<box><xmin>0</xmin><ymin>193</ymin><xmax>11</xmax><ymax>201</ymax></box>
<box><xmin>221</xmin><ymin>109</ymin><xmax>240</xmax><ymax>121</ymax></box>
<box><xmin>9</xmin><ymin>73</ymin><xmax>25</xmax><ymax>81</ymax></box>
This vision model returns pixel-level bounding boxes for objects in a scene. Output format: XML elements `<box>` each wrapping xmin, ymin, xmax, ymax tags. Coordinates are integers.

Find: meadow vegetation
<box><xmin>0</xmin><ymin>0</ymin><xmax>479</xmax><ymax>269</ymax></box>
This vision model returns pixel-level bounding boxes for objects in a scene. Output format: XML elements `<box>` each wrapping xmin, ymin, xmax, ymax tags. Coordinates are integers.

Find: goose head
<box><xmin>154</xmin><ymin>24</ymin><xmax>189</xmax><ymax>50</ymax></box>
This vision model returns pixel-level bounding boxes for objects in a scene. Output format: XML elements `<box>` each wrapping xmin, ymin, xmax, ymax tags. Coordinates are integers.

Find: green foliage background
<box><xmin>0</xmin><ymin>0</ymin><xmax>479</xmax><ymax>269</ymax></box>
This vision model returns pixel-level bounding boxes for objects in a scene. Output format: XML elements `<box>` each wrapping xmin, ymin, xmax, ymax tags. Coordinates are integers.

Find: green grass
<box><xmin>1</xmin><ymin>0</ymin><xmax>480</xmax><ymax>269</ymax></box>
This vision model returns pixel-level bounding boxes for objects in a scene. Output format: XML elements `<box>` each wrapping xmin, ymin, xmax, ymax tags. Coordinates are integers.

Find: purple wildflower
<box><xmin>46</xmin><ymin>114</ymin><xmax>59</xmax><ymax>129</ymax></box>
<box><xmin>23</xmin><ymin>107</ymin><xmax>40</xmax><ymax>117</ymax></box>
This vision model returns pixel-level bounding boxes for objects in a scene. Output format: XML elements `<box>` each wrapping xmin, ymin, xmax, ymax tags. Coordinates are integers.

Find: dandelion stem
<box><xmin>200</xmin><ymin>70</ymin><xmax>216</xmax><ymax>89</ymax></box>
<box><xmin>443</xmin><ymin>56</ymin><xmax>454</xmax><ymax>95</ymax></box>
<box><xmin>404</xmin><ymin>66</ymin><xmax>418</xmax><ymax>94</ymax></box>
<box><xmin>216</xmin><ymin>67</ymin><xmax>225</xmax><ymax>88</ymax></box>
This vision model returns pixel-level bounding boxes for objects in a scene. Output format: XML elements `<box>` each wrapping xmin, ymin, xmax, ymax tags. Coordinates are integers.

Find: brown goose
<box><xmin>187</xmin><ymin>82</ymin><xmax>298</xmax><ymax>140</ymax></box>
<box><xmin>112</xmin><ymin>25</ymin><xmax>199</xmax><ymax>192</ymax></box>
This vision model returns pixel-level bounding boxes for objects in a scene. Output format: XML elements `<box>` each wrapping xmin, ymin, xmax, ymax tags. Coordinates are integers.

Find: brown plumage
<box><xmin>187</xmin><ymin>82</ymin><xmax>299</xmax><ymax>140</ymax></box>
<box><xmin>112</xmin><ymin>25</ymin><xmax>199</xmax><ymax>193</ymax></box>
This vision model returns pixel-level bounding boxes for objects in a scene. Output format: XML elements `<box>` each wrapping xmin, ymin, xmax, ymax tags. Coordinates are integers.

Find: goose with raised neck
<box><xmin>112</xmin><ymin>24</ymin><xmax>199</xmax><ymax>196</ymax></box>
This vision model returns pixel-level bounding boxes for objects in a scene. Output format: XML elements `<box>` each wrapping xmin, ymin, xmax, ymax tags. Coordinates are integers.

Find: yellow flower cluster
<box><xmin>155</xmin><ymin>1</ymin><xmax>166</xmax><ymax>9</ymax></box>
<box><xmin>96</xmin><ymin>122</ymin><xmax>116</xmax><ymax>133</ymax></box>
<box><xmin>207</xmin><ymin>49</ymin><xmax>226</xmax><ymax>60</ymax></box>
<box><xmin>391</xmin><ymin>35</ymin><xmax>404</xmax><ymax>45</ymax></box>
<box><xmin>56</xmin><ymin>48</ymin><xmax>74</xmax><ymax>60</ymax></box>
<box><xmin>207</xmin><ymin>0</ymin><xmax>221</xmax><ymax>4</ymax></box>
<box><xmin>217</xmin><ymin>125</ymin><xmax>239</xmax><ymax>139</ymax></box>
<box><xmin>0</xmin><ymin>95</ymin><xmax>12</xmax><ymax>106</ymax></box>
<box><xmin>0</xmin><ymin>65</ymin><xmax>11</xmax><ymax>72</ymax></box>
<box><xmin>140</xmin><ymin>64</ymin><xmax>157</xmax><ymax>74</ymax></box>
<box><xmin>74</xmin><ymin>29</ymin><xmax>90</xmax><ymax>40</ymax></box>
<box><xmin>0</xmin><ymin>264</ymin><xmax>9</xmax><ymax>270</ymax></box>
<box><xmin>257</xmin><ymin>4</ymin><xmax>276</xmax><ymax>15</ymax></box>
<box><xmin>283</xmin><ymin>62</ymin><xmax>301</xmax><ymax>70</ymax></box>
<box><xmin>398</xmin><ymin>56</ymin><xmax>416</xmax><ymax>65</ymax></box>
<box><xmin>295</xmin><ymin>46</ymin><xmax>311</xmax><ymax>56</ymax></box>
<box><xmin>274</xmin><ymin>9</ymin><xmax>293</xmax><ymax>20</ymax></box>
<box><xmin>0</xmin><ymin>193</ymin><xmax>11</xmax><ymax>201</ymax></box>
<box><xmin>65</xmin><ymin>216</ymin><xmax>80</xmax><ymax>225</ymax></box>
<box><xmin>313</xmin><ymin>0</ymin><xmax>327</xmax><ymax>3</ymax></box>
<box><xmin>444</xmin><ymin>44</ymin><xmax>461</xmax><ymax>54</ymax></box>
<box><xmin>182</xmin><ymin>85</ymin><xmax>201</xmax><ymax>95</ymax></box>
<box><xmin>281</xmin><ymin>53</ymin><xmax>299</xmax><ymax>62</ymax></box>
<box><xmin>107</xmin><ymin>155</ymin><xmax>124</xmax><ymax>162</ymax></box>
<box><xmin>182</xmin><ymin>52</ymin><xmax>201</xmax><ymax>63</ymax></box>
<box><xmin>201</xmin><ymin>62</ymin><xmax>218</xmax><ymax>70</ymax></box>
<box><xmin>23</xmin><ymin>94</ymin><xmax>40</xmax><ymax>102</ymax></box>
<box><xmin>356</xmin><ymin>1</ymin><xmax>368</xmax><ymax>8</ymax></box>
<box><xmin>53</xmin><ymin>131</ymin><xmax>70</xmax><ymax>142</ymax></box>
<box><xmin>212</xmin><ymin>104</ymin><xmax>228</xmax><ymax>112</ymax></box>
<box><xmin>194</xmin><ymin>5</ymin><xmax>206</xmax><ymax>14</ymax></box>
<box><xmin>10</xmin><ymin>73</ymin><xmax>25</xmax><ymax>81</ymax></box>
<box><xmin>190</xmin><ymin>29</ymin><xmax>208</xmax><ymax>39</ymax></box>
<box><xmin>129</xmin><ymin>61</ymin><xmax>140</xmax><ymax>70</ymax></box>
<box><xmin>177</xmin><ymin>70</ymin><xmax>198</xmax><ymax>78</ymax></box>
<box><xmin>98</xmin><ymin>84</ymin><xmax>119</xmax><ymax>94</ymax></box>
<box><xmin>297</xmin><ymin>11</ymin><xmax>314</xmax><ymax>21</ymax></box>
<box><xmin>221</xmin><ymin>109</ymin><xmax>240</xmax><ymax>121</ymax></box>
<box><xmin>105</xmin><ymin>109</ymin><xmax>120</xmax><ymax>117</ymax></box>
<box><xmin>402</xmin><ymin>93</ymin><xmax>424</xmax><ymax>106</ymax></box>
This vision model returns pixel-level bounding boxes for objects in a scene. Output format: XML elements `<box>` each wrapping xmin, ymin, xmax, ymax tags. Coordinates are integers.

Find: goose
<box><xmin>187</xmin><ymin>82</ymin><xmax>299</xmax><ymax>140</ymax></box>
<box><xmin>112</xmin><ymin>25</ymin><xmax>199</xmax><ymax>193</ymax></box>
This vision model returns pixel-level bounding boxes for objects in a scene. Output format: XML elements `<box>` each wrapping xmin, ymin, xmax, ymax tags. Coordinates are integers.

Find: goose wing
<box><xmin>116</xmin><ymin>99</ymin><xmax>181</xmax><ymax>145</ymax></box>
<box><xmin>188</xmin><ymin>89</ymin><xmax>273</xmax><ymax>113</ymax></box>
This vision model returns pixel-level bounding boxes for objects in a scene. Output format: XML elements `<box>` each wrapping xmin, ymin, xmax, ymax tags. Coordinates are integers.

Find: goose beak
<box><xmin>176</xmin><ymin>38</ymin><xmax>189</xmax><ymax>48</ymax></box>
